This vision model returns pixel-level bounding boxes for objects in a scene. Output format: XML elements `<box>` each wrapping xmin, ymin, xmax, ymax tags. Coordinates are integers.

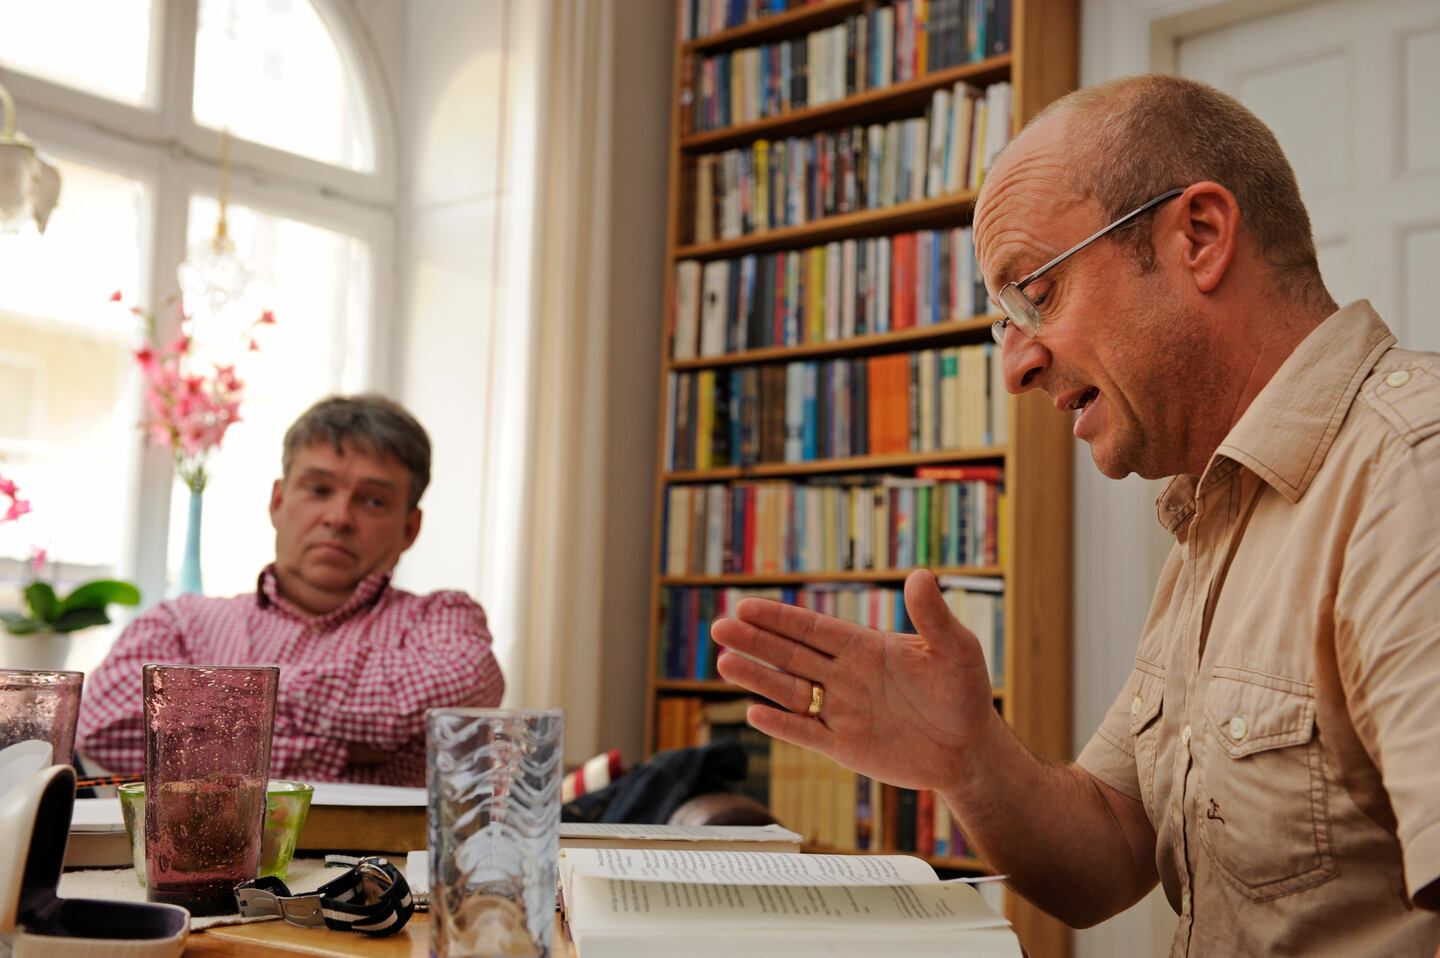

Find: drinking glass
<box><xmin>0</xmin><ymin>669</ymin><xmax>84</xmax><ymax>767</ymax></box>
<box><xmin>142</xmin><ymin>664</ymin><xmax>278</xmax><ymax>916</ymax></box>
<box><xmin>428</xmin><ymin>708</ymin><xmax>563</xmax><ymax>958</ymax></box>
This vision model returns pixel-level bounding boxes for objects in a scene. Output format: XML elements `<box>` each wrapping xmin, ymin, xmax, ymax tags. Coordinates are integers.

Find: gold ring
<box><xmin>806</xmin><ymin>683</ymin><xmax>824</xmax><ymax>718</ymax></box>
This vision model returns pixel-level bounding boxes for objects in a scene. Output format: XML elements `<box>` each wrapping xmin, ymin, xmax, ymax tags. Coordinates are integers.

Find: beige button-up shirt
<box><xmin>1078</xmin><ymin>301</ymin><xmax>1440</xmax><ymax>956</ymax></box>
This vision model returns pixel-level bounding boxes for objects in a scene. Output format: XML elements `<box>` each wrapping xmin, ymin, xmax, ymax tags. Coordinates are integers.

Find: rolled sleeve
<box><xmin>1076</xmin><ymin>672</ymin><xmax>1146</xmax><ymax>803</ymax></box>
<box><xmin>1336</xmin><ymin>430</ymin><xmax>1440</xmax><ymax>899</ymax></box>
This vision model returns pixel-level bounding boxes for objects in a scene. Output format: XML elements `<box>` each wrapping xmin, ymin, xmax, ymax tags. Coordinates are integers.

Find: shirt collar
<box><xmin>1156</xmin><ymin>300</ymin><xmax>1395</xmax><ymax>531</ymax></box>
<box><xmin>256</xmin><ymin>564</ymin><xmax>393</xmax><ymax>625</ymax></box>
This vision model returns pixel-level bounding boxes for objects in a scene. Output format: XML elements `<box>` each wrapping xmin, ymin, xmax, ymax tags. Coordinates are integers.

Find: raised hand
<box><xmin>712</xmin><ymin>568</ymin><xmax>1001</xmax><ymax>794</ymax></box>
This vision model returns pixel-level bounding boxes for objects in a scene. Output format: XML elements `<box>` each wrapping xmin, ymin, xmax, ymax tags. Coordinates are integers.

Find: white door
<box><xmin>1177</xmin><ymin>0</ymin><xmax>1440</xmax><ymax>351</ymax></box>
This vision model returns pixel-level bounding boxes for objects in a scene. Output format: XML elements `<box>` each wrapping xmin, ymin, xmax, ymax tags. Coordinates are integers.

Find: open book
<box><xmin>559</xmin><ymin>847</ymin><xmax>1020</xmax><ymax>957</ymax></box>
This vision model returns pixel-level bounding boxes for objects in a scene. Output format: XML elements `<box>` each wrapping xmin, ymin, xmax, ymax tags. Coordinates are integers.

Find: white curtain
<box><xmin>485</xmin><ymin>0</ymin><xmax>618</xmax><ymax>764</ymax></box>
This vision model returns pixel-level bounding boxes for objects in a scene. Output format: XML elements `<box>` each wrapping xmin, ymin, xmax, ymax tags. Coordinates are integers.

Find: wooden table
<box><xmin>183</xmin><ymin>913</ymin><xmax>574</xmax><ymax>957</ymax></box>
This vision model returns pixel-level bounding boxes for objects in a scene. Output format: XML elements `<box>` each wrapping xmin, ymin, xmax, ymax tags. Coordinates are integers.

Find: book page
<box><xmin>564</xmin><ymin>847</ymin><xmax>939</xmax><ymax>886</ymax></box>
<box><xmin>307</xmin><ymin>782</ymin><xmax>426</xmax><ymax>806</ymax></box>
<box><xmin>568</xmin><ymin>874</ymin><xmax>1010</xmax><ymax>934</ymax></box>
<box><xmin>560</xmin><ymin>823</ymin><xmax>802</xmax><ymax>844</ymax></box>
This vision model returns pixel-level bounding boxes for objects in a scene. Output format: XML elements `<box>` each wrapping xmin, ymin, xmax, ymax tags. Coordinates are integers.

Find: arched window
<box><xmin>0</xmin><ymin>0</ymin><xmax>395</xmax><ymax>652</ymax></box>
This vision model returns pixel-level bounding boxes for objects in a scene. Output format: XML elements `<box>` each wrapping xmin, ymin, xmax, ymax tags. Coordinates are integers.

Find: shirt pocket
<box><xmin>1197</xmin><ymin>667</ymin><xmax>1336</xmax><ymax>901</ymax></box>
<box><xmin>1128</xmin><ymin>664</ymin><xmax>1166</xmax><ymax>819</ymax></box>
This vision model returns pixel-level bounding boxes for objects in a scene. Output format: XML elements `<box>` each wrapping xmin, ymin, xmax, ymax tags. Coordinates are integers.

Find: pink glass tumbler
<box><xmin>0</xmin><ymin>669</ymin><xmax>84</xmax><ymax>767</ymax></box>
<box><xmin>142</xmin><ymin>664</ymin><xmax>278</xmax><ymax>916</ymax></box>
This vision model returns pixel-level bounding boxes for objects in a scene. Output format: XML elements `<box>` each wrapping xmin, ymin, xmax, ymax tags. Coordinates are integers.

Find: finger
<box><xmin>746</xmin><ymin>702</ymin><xmax>833</xmax><ymax>752</ymax></box>
<box><xmin>903</xmin><ymin>568</ymin><xmax>976</xmax><ymax>660</ymax></box>
<box><xmin>733</xmin><ymin>597</ymin><xmax>866</xmax><ymax>657</ymax></box>
<box><xmin>716</xmin><ymin>650</ymin><xmax>817</xmax><ymax>717</ymax></box>
<box><xmin>711</xmin><ymin>615</ymin><xmax>835</xmax><ymax>682</ymax></box>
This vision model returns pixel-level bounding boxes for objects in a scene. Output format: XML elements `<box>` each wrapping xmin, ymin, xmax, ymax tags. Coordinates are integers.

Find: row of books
<box><xmin>672</xmin><ymin>226</ymin><xmax>988</xmax><ymax>360</ymax></box>
<box><xmin>665</xmin><ymin>347</ymin><xmax>1007</xmax><ymax>471</ymax></box>
<box><xmin>692</xmin><ymin>81</ymin><xmax>1012</xmax><ymax>243</ymax></box>
<box><xmin>689</xmin><ymin>0</ymin><xmax>1012</xmax><ymax>132</ymax></box>
<box><xmin>658</xmin><ymin>579</ymin><xmax>1004</xmax><ymax>684</ymax></box>
<box><xmin>661</xmin><ymin>471</ymin><xmax>1004</xmax><ymax>577</ymax></box>
<box><xmin>678</xmin><ymin>0</ymin><xmax>816</xmax><ymax>42</ymax></box>
<box><xmin>658</xmin><ymin>694</ymin><xmax>983</xmax><ymax>861</ymax></box>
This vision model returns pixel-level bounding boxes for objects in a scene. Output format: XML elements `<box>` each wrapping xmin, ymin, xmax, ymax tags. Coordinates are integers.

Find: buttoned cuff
<box><xmin>1403</xmin><ymin>817</ymin><xmax>1440</xmax><ymax>900</ymax></box>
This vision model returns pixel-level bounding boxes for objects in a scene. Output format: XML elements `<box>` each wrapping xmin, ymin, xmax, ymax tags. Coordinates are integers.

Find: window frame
<box><xmin>0</xmin><ymin>0</ymin><xmax>398</xmax><ymax>604</ymax></box>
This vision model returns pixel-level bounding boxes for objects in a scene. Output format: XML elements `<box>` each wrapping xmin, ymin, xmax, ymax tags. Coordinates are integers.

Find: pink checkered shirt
<box><xmin>75</xmin><ymin>566</ymin><xmax>503</xmax><ymax>786</ymax></box>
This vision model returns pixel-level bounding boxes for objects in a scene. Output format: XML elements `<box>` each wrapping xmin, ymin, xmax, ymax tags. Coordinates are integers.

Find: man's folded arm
<box><xmin>74</xmin><ymin>604</ymin><xmax>188</xmax><ymax>777</ymax></box>
<box><xmin>275</xmin><ymin>591</ymin><xmax>504</xmax><ymax>757</ymax></box>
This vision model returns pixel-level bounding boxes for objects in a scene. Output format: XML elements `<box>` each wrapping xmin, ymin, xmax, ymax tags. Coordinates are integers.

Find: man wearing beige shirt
<box><xmin>711</xmin><ymin>74</ymin><xmax>1440</xmax><ymax>955</ymax></box>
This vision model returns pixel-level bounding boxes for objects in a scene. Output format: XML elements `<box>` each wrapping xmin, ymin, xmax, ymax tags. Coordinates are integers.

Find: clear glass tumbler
<box><xmin>428</xmin><ymin>708</ymin><xmax>564</xmax><ymax>958</ymax></box>
<box><xmin>142</xmin><ymin>664</ymin><xmax>278</xmax><ymax>916</ymax></box>
<box><xmin>0</xmin><ymin>669</ymin><xmax>84</xmax><ymax>767</ymax></box>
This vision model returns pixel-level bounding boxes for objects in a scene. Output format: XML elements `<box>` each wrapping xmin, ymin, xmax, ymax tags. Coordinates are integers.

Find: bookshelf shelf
<box><xmin>675</xmin><ymin>192</ymin><xmax>978</xmax><ymax>261</ymax></box>
<box><xmin>660</xmin><ymin>567</ymin><xmax>1002</xmax><ymax>585</ymax></box>
<box><xmin>651</xmin><ymin>2</ymin><xmax>1076</xmax><ymax>953</ymax></box>
<box><xmin>684</xmin><ymin>56</ymin><xmax>1012</xmax><ymax>153</ymax></box>
<box><xmin>665</xmin><ymin>447</ymin><xmax>1004</xmax><ymax>483</ymax></box>
<box><xmin>684</xmin><ymin>0</ymin><xmax>865</xmax><ymax>54</ymax></box>
<box><xmin>669</xmin><ymin>316</ymin><xmax>997</xmax><ymax>371</ymax></box>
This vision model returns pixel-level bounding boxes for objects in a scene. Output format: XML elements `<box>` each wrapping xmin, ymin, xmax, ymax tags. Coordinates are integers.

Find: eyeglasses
<box><xmin>990</xmin><ymin>188</ymin><xmax>1186</xmax><ymax>346</ymax></box>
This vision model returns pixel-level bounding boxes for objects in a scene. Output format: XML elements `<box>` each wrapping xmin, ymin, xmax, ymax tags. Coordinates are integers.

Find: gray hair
<box><xmin>282</xmin><ymin>394</ymin><xmax>431</xmax><ymax>510</ymax></box>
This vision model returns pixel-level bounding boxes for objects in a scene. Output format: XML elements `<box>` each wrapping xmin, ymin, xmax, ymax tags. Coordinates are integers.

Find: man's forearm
<box><xmin>942</xmin><ymin>716</ymin><xmax>1158</xmax><ymax>927</ymax></box>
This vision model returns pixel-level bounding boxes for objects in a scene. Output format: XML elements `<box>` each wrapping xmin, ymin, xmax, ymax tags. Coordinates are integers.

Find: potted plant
<box><xmin>0</xmin><ymin>474</ymin><xmax>141</xmax><ymax>671</ymax></box>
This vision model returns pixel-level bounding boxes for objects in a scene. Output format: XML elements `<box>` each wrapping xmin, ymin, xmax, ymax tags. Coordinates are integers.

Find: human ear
<box><xmin>1174</xmin><ymin>181</ymin><xmax>1239</xmax><ymax>294</ymax></box>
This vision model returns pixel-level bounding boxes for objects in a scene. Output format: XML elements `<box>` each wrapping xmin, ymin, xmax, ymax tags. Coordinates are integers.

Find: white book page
<box><xmin>567</xmin><ymin>874</ymin><xmax>1011</xmax><ymax>934</ymax></box>
<box><xmin>308</xmin><ymin>782</ymin><xmax>425</xmax><ymax>806</ymax></box>
<box><xmin>563</xmin><ymin>848</ymin><xmax>939</xmax><ymax>886</ymax></box>
<box><xmin>559</xmin><ymin>823</ymin><xmax>802</xmax><ymax>844</ymax></box>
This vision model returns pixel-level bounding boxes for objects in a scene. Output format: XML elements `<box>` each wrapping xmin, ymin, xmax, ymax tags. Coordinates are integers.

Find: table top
<box><xmin>184</xmin><ymin>913</ymin><xmax>574</xmax><ymax>957</ymax></box>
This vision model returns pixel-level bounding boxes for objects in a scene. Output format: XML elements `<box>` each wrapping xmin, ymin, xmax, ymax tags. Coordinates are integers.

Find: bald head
<box><xmin>978</xmin><ymin>75</ymin><xmax>1327</xmax><ymax>307</ymax></box>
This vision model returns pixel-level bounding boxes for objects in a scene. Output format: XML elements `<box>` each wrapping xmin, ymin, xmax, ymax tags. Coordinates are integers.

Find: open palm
<box><xmin>711</xmin><ymin>569</ymin><xmax>999</xmax><ymax>794</ymax></box>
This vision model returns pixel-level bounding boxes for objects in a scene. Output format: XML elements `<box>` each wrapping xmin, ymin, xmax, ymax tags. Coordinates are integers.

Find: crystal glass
<box><xmin>0</xmin><ymin>669</ymin><xmax>83</xmax><ymax>767</ymax></box>
<box><xmin>428</xmin><ymin>708</ymin><xmax>564</xmax><ymax>958</ymax></box>
<box><xmin>142</xmin><ymin>664</ymin><xmax>278</xmax><ymax>915</ymax></box>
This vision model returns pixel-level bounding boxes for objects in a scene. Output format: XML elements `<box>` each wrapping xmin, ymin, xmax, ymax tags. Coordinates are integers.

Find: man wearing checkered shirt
<box><xmin>76</xmin><ymin>394</ymin><xmax>504</xmax><ymax>786</ymax></box>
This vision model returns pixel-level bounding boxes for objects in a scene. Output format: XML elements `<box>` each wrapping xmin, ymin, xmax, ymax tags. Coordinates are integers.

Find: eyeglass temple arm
<box><xmin>1016</xmin><ymin>188</ymin><xmax>1186</xmax><ymax>288</ymax></box>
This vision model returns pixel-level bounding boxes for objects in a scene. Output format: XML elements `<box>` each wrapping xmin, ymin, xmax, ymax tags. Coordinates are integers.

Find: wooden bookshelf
<box><xmin>650</xmin><ymin>2</ymin><xmax>1076</xmax><ymax>953</ymax></box>
<box><xmin>676</xmin><ymin>191</ymin><xmax>978</xmax><ymax>259</ymax></box>
<box><xmin>683</xmin><ymin>55</ymin><xmax>1011</xmax><ymax>152</ymax></box>
<box><xmin>669</xmin><ymin>314</ymin><xmax>996</xmax><ymax>370</ymax></box>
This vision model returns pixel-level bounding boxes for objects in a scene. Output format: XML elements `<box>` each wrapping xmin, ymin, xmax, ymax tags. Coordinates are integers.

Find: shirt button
<box><xmin>1228</xmin><ymin>716</ymin><xmax>1248</xmax><ymax>741</ymax></box>
<box><xmin>1386</xmin><ymin>370</ymin><xmax>1410</xmax><ymax>387</ymax></box>
<box><xmin>1181</xmin><ymin>724</ymin><xmax>1192</xmax><ymax>746</ymax></box>
<box><xmin>1131</xmin><ymin>695</ymin><xmax>1143</xmax><ymax>718</ymax></box>
<box><xmin>1181</xmin><ymin>890</ymin><xmax>1191</xmax><ymax>915</ymax></box>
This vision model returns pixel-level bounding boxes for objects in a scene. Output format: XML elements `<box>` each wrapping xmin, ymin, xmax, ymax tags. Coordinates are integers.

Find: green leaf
<box><xmin>1</xmin><ymin>611</ymin><xmax>46</xmax><ymax>635</ymax></box>
<box><xmin>57</xmin><ymin>580</ymin><xmax>141</xmax><ymax>616</ymax></box>
<box><xmin>52</xmin><ymin>607</ymin><xmax>112</xmax><ymax>633</ymax></box>
<box><xmin>23</xmin><ymin>582</ymin><xmax>58</xmax><ymax>623</ymax></box>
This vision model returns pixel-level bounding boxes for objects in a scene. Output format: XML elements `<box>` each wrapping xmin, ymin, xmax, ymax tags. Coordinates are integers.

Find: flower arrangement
<box><xmin>0</xmin><ymin>469</ymin><xmax>140</xmax><ymax>636</ymax></box>
<box><xmin>115</xmin><ymin>291</ymin><xmax>275</xmax><ymax>494</ymax></box>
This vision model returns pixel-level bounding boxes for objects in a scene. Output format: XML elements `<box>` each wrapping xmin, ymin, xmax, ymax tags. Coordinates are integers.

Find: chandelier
<box><xmin>178</xmin><ymin>129</ymin><xmax>252</xmax><ymax>316</ymax></box>
<box><xmin>0</xmin><ymin>80</ymin><xmax>61</xmax><ymax>235</ymax></box>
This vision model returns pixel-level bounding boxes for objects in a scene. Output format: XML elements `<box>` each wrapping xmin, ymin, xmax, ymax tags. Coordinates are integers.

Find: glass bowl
<box><xmin>118</xmin><ymin>779</ymin><xmax>313</xmax><ymax>885</ymax></box>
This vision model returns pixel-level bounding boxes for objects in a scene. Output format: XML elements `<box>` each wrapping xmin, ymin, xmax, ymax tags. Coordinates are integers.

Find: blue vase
<box><xmin>179</xmin><ymin>487</ymin><xmax>204</xmax><ymax>595</ymax></box>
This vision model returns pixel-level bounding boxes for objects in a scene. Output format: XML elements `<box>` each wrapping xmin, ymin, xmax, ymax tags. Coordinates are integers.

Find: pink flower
<box><xmin>259</xmin><ymin>310</ymin><xmax>276</xmax><ymax>325</ymax></box>
<box><xmin>0</xmin><ymin>477</ymin><xmax>15</xmax><ymax>498</ymax></box>
<box><xmin>28</xmin><ymin>548</ymin><xmax>47</xmax><ymax>575</ymax></box>
<box><xmin>109</xmin><ymin>290</ymin><xmax>123</xmax><ymax>302</ymax></box>
<box><xmin>4</xmin><ymin>500</ymin><xmax>31</xmax><ymax>522</ymax></box>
